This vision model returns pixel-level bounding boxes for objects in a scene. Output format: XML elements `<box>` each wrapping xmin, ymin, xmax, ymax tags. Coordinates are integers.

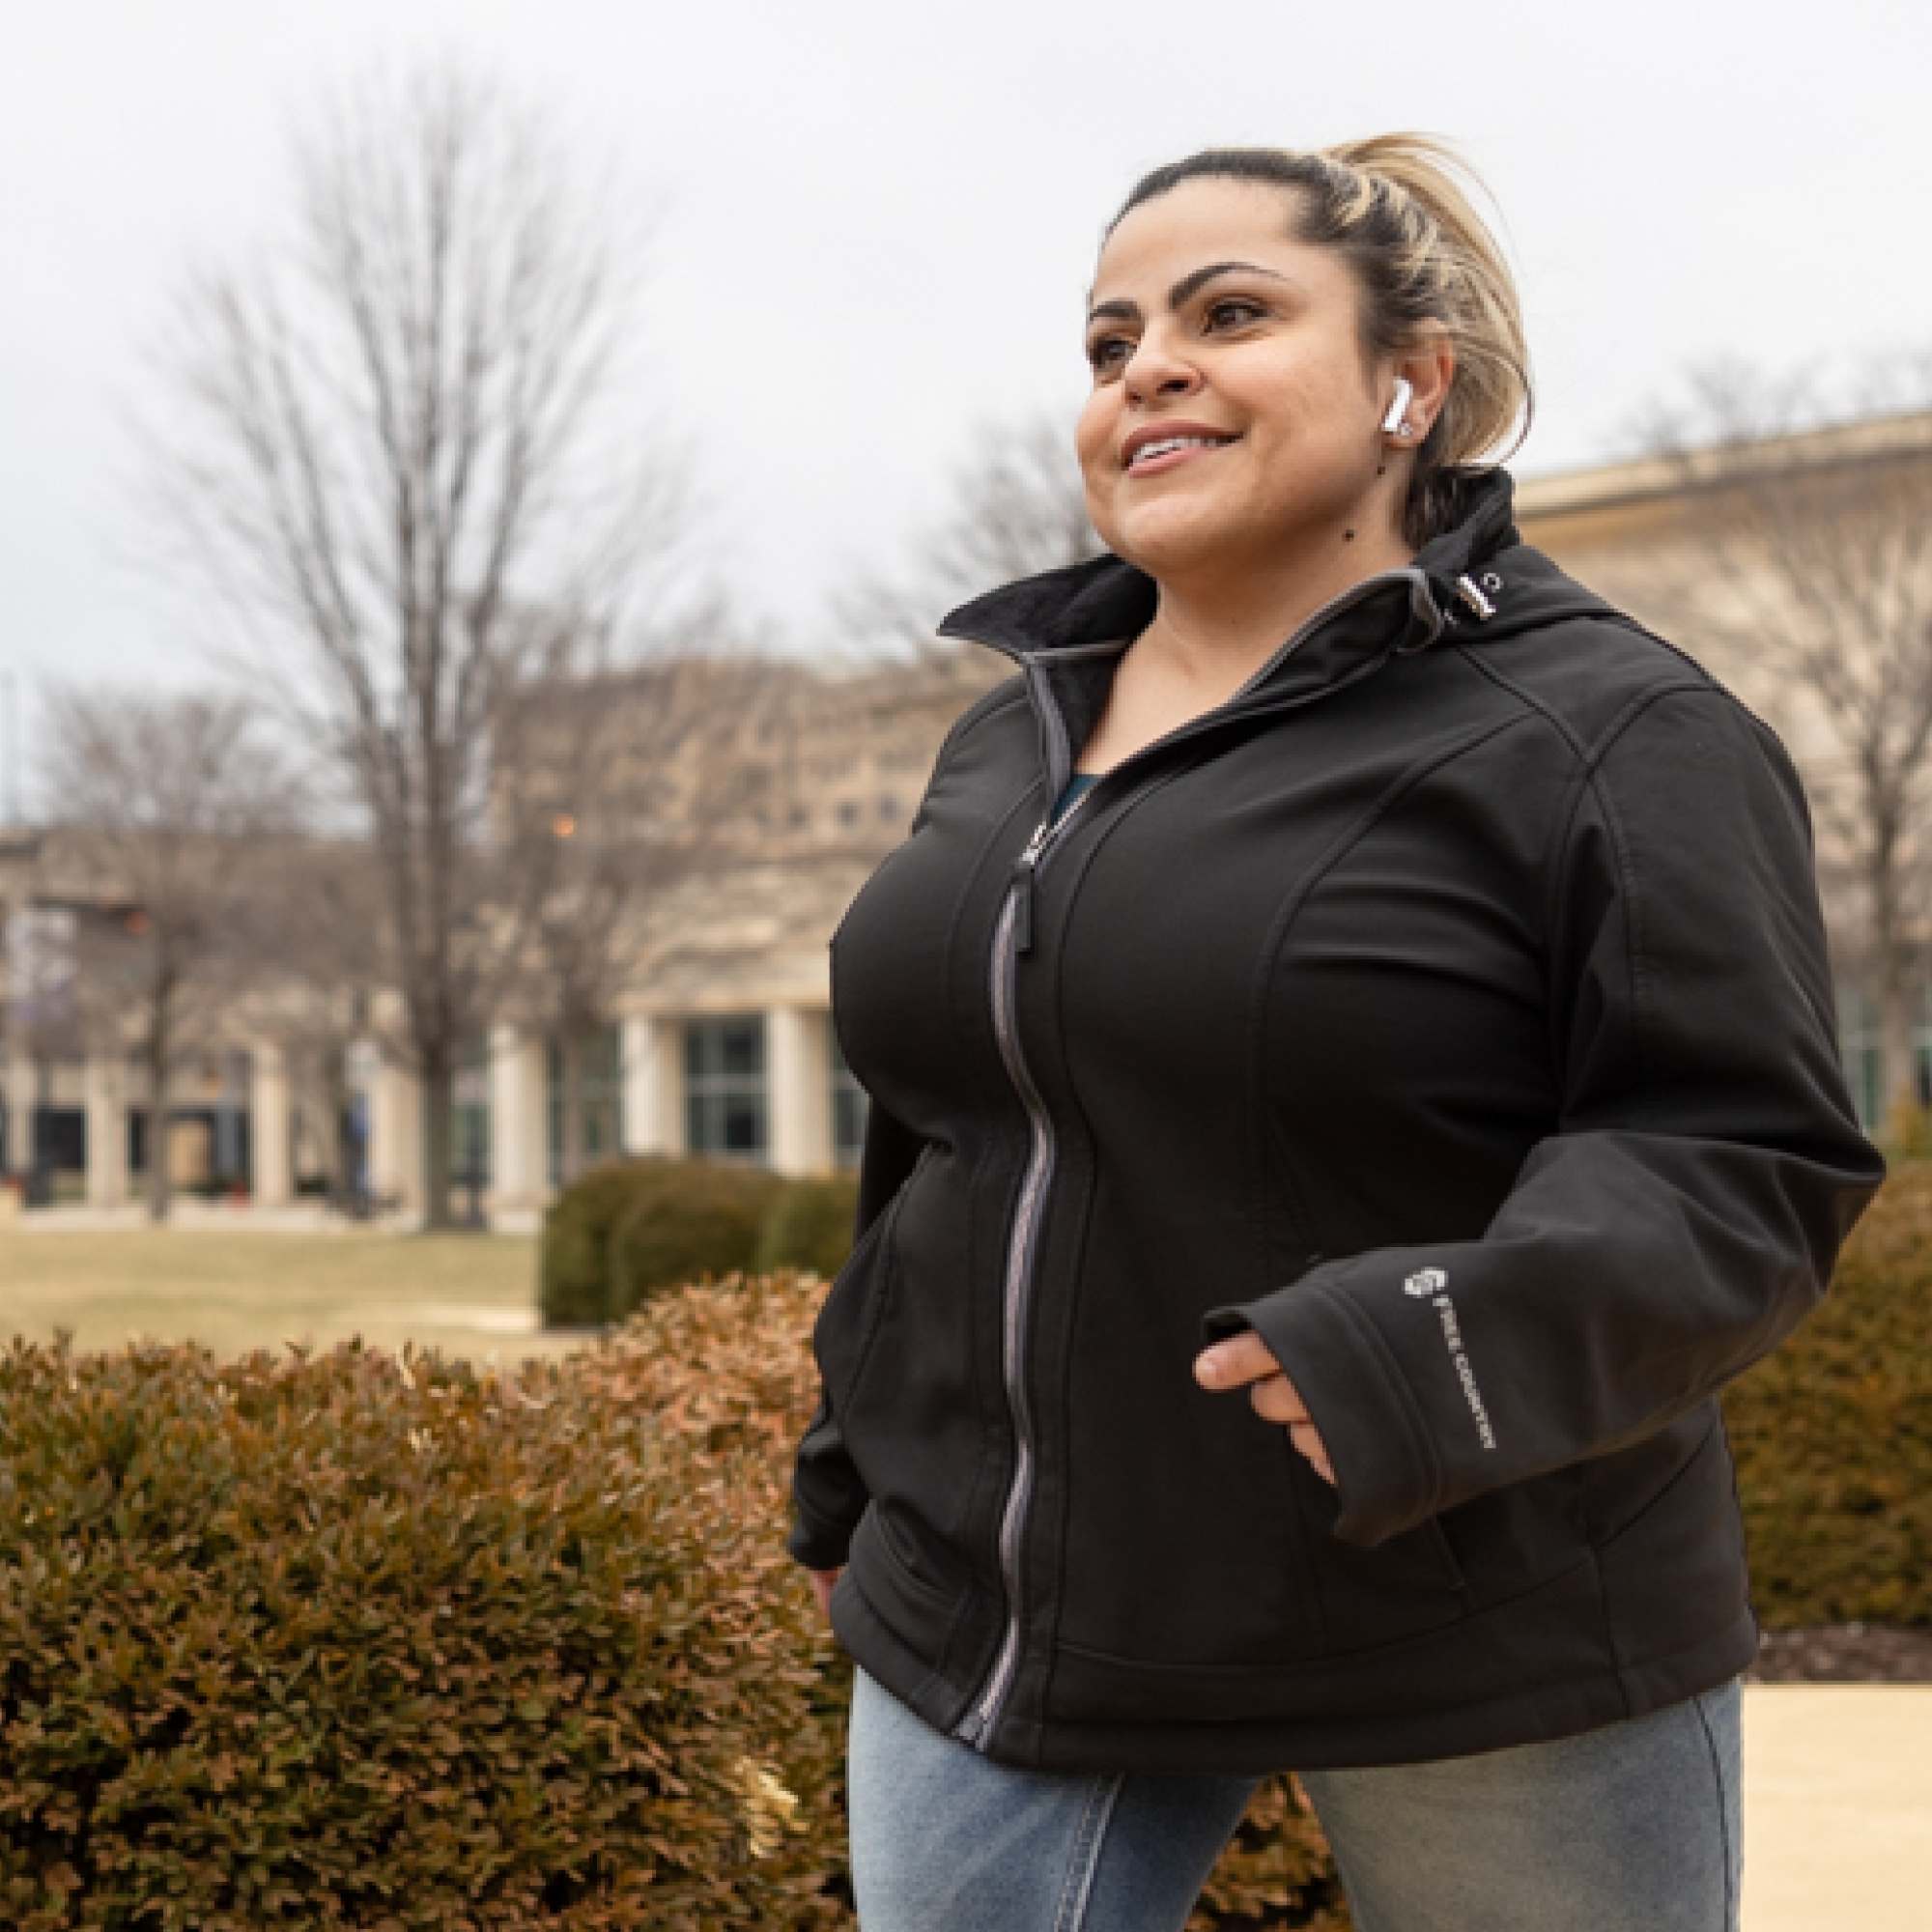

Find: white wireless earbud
<box><xmin>1381</xmin><ymin>378</ymin><xmax>1414</xmax><ymax>436</ymax></box>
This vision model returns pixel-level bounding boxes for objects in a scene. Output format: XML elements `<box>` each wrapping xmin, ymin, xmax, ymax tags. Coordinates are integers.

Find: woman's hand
<box><xmin>809</xmin><ymin>1568</ymin><xmax>840</xmax><ymax>1622</ymax></box>
<box><xmin>1195</xmin><ymin>1333</ymin><xmax>1336</xmax><ymax>1486</ymax></box>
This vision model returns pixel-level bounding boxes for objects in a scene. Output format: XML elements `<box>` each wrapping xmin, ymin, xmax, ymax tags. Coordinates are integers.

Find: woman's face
<box><xmin>1076</xmin><ymin>177</ymin><xmax>1402</xmax><ymax>584</ymax></box>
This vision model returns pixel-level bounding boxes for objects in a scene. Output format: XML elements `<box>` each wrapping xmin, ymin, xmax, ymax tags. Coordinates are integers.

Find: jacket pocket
<box><xmin>1361</xmin><ymin>1515</ymin><xmax>1465</xmax><ymax>1592</ymax></box>
<box><xmin>811</xmin><ymin>1150</ymin><xmax>927</xmax><ymax>1410</ymax></box>
<box><xmin>1296</xmin><ymin>1496</ymin><xmax>1468</xmax><ymax>1656</ymax></box>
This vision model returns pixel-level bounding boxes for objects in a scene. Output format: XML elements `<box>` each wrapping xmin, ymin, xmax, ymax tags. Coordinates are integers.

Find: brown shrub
<box><xmin>610</xmin><ymin>1272</ymin><xmax>1350</xmax><ymax>1931</ymax></box>
<box><xmin>0</xmin><ymin>1318</ymin><xmax>845</xmax><ymax>1929</ymax></box>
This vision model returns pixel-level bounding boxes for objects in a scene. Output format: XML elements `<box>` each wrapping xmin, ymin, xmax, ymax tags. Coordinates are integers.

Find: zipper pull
<box><xmin>1010</xmin><ymin>821</ymin><xmax>1051</xmax><ymax>955</ymax></box>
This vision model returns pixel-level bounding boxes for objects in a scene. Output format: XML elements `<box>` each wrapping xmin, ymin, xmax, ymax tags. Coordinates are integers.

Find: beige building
<box><xmin>0</xmin><ymin>652</ymin><xmax>1006</xmax><ymax>1220</ymax></box>
<box><xmin>8</xmin><ymin>417</ymin><xmax>1925</xmax><ymax>1217</ymax></box>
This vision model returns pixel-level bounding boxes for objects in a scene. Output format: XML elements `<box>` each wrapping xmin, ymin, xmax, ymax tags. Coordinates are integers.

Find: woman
<box><xmin>790</xmin><ymin>137</ymin><xmax>1882</xmax><ymax>1932</ymax></box>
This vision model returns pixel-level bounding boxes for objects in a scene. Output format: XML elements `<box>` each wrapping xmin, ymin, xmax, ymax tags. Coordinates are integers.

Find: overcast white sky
<box><xmin>1</xmin><ymin>0</ymin><xmax>1925</xmax><ymax>735</ymax></box>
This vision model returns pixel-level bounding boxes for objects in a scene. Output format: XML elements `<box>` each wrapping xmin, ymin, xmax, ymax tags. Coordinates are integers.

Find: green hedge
<box><xmin>1725</xmin><ymin>1157</ymin><xmax>1932</xmax><ymax>1628</ymax></box>
<box><xmin>607</xmin><ymin>1163</ymin><xmax>786</xmax><ymax>1323</ymax></box>
<box><xmin>541</xmin><ymin>1162</ymin><xmax>861</xmax><ymax>1330</ymax></box>
<box><xmin>754</xmin><ymin>1176</ymin><xmax>861</xmax><ymax>1281</ymax></box>
<box><xmin>536</xmin><ymin>1158</ymin><xmax>669</xmax><ymax>1327</ymax></box>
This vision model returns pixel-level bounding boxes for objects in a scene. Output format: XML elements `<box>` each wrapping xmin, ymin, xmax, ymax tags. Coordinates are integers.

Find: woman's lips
<box><xmin>1122</xmin><ymin>431</ymin><xmax>1238</xmax><ymax>476</ymax></box>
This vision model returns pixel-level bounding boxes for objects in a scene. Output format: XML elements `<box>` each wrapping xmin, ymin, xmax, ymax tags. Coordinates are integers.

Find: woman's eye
<box><xmin>1087</xmin><ymin>336</ymin><xmax>1132</xmax><ymax>374</ymax></box>
<box><xmin>1205</xmin><ymin>298</ymin><xmax>1264</xmax><ymax>330</ymax></box>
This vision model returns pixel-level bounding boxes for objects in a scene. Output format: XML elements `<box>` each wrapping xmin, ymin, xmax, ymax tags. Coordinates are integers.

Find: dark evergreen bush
<box><xmin>1726</xmin><ymin>1158</ymin><xmax>1932</xmax><ymax>1628</ymax></box>
<box><xmin>605</xmin><ymin>1161</ymin><xmax>784</xmax><ymax>1321</ymax></box>
<box><xmin>535</xmin><ymin>1157</ymin><xmax>668</xmax><ymax>1327</ymax></box>
<box><xmin>754</xmin><ymin>1175</ymin><xmax>861</xmax><ymax>1280</ymax></box>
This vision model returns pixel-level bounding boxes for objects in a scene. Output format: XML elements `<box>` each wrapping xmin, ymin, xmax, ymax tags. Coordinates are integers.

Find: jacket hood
<box><xmin>934</xmin><ymin>468</ymin><xmax>1621</xmax><ymax>668</ymax></box>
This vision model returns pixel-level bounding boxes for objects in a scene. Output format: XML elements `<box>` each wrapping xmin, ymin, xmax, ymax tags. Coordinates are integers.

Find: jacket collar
<box><xmin>935</xmin><ymin>468</ymin><xmax>1523</xmax><ymax>672</ymax></box>
<box><xmin>934</xmin><ymin>470</ymin><xmax>1525</xmax><ymax>794</ymax></box>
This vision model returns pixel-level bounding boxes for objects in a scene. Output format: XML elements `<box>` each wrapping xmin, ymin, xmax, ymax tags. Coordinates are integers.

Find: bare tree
<box><xmin>39</xmin><ymin>693</ymin><xmax>293</xmax><ymax>1220</ymax></box>
<box><xmin>839</xmin><ymin>412</ymin><xmax>1104</xmax><ymax>657</ymax></box>
<box><xmin>146</xmin><ymin>62</ymin><xmax>682</xmax><ymax>1226</ymax></box>
<box><xmin>488</xmin><ymin>650</ymin><xmax>765</xmax><ymax>1184</ymax></box>
<box><xmin>1635</xmin><ymin>371</ymin><xmax>1932</xmax><ymax>1119</ymax></box>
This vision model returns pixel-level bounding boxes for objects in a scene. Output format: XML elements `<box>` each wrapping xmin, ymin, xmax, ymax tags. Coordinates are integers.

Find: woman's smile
<box><xmin>1121</xmin><ymin>423</ymin><xmax>1241</xmax><ymax>475</ymax></box>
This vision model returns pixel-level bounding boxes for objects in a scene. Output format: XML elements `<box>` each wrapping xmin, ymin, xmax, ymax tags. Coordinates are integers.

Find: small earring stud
<box><xmin>1397</xmin><ymin>423</ymin><xmax>1414</xmax><ymax>440</ymax></box>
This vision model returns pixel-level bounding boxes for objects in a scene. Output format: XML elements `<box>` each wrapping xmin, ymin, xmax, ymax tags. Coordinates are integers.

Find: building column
<box><xmin>1</xmin><ymin>891</ymin><xmax>24</xmax><ymax>1179</ymax></box>
<box><xmin>249</xmin><ymin>1044</ymin><xmax>292</xmax><ymax>1209</ymax></box>
<box><xmin>2</xmin><ymin>1042</ymin><xmax>32</xmax><ymax>1179</ymax></box>
<box><xmin>622</xmin><ymin>1015</ymin><xmax>685</xmax><ymax>1157</ymax></box>
<box><xmin>488</xmin><ymin>1026</ymin><xmax>550</xmax><ymax>1208</ymax></box>
<box><xmin>366</xmin><ymin>1055</ymin><xmax>424</xmax><ymax>1220</ymax></box>
<box><xmin>84</xmin><ymin>1048</ymin><xmax>128</xmax><ymax>1210</ymax></box>
<box><xmin>767</xmin><ymin>1005</ymin><xmax>833</xmax><ymax>1177</ymax></box>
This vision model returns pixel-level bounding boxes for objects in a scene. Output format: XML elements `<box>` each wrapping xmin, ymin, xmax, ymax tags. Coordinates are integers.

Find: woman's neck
<box><xmin>1141</xmin><ymin>523</ymin><xmax>1414</xmax><ymax>696</ymax></box>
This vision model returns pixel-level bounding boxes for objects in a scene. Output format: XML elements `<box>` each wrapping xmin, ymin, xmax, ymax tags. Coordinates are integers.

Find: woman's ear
<box><xmin>1386</xmin><ymin>327</ymin><xmax>1456</xmax><ymax>445</ymax></box>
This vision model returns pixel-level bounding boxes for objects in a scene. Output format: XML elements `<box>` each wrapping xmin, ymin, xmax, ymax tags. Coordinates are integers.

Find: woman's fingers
<box><xmin>809</xmin><ymin>1568</ymin><xmax>840</xmax><ymax>1621</ymax></box>
<box><xmin>1291</xmin><ymin>1424</ymin><xmax>1337</xmax><ymax>1486</ymax></box>
<box><xmin>1194</xmin><ymin>1330</ymin><xmax>1281</xmax><ymax>1391</ymax></box>
<box><xmin>1247</xmin><ymin>1372</ymin><xmax>1311</xmax><ymax>1426</ymax></box>
<box><xmin>1197</xmin><ymin>1339</ymin><xmax>1336</xmax><ymax>1484</ymax></box>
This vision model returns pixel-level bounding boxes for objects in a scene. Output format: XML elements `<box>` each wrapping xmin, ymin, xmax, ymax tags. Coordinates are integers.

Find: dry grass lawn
<box><xmin>0</xmin><ymin>1227</ymin><xmax>578</xmax><ymax>1361</ymax></box>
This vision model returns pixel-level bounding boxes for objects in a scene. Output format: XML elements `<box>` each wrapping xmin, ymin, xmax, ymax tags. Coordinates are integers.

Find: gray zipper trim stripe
<box><xmin>957</xmin><ymin>787</ymin><xmax>1096</xmax><ymax>1746</ymax></box>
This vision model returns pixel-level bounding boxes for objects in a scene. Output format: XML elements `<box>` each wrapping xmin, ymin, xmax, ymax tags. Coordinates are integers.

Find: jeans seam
<box><xmin>1690</xmin><ymin>1689</ymin><xmax>1737</xmax><ymax>1931</ymax></box>
<box><xmin>1051</xmin><ymin>1773</ymin><xmax>1125</xmax><ymax>1932</ymax></box>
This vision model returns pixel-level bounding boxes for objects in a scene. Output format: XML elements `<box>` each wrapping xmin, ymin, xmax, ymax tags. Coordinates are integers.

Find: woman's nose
<box><xmin>1122</xmin><ymin>330</ymin><xmax>1201</xmax><ymax>405</ymax></box>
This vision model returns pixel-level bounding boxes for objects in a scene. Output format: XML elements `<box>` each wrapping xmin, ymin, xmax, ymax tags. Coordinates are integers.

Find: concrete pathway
<box><xmin>1745</xmin><ymin>1686</ymin><xmax>1932</xmax><ymax>1931</ymax></box>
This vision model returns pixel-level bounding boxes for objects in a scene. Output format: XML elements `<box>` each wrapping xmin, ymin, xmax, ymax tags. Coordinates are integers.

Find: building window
<box><xmin>1837</xmin><ymin>987</ymin><xmax>1882</xmax><ymax>1130</ymax></box>
<box><xmin>453</xmin><ymin>1044</ymin><xmax>493</xmax><ymax>1193</ymax></box>
<box><xmin>831</xmin><ymin>1026</ymin><xmax>868</xmax><ymax>1169</ymax></box>
<box><xmin>547</xmin><ymin>1025</ymin><xmax>624</xmax><ymax>1185</ymax></box>
<box><xmin>685</xmin><ymin>1015</ymin><xmax>768</xmax><ymax>1159</ymax></box>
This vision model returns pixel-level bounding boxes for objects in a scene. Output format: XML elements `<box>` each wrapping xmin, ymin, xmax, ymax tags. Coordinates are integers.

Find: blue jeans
<box><xmin>847</xmin><ymin>1669</ymin><xmax>1742</xmax><ymax>1931</ymax></box>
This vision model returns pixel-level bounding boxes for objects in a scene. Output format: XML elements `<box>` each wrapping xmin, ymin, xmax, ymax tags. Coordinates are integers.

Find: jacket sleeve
<box><xmin>786</xmin><ymin>1094</ymin><xmax>931</xmax><ymax>1569</ymax></box>
<box><xmin>1209</xmin><ymin>686</ymin><xmax>1885</xmax><ymax>1549</ymax></box>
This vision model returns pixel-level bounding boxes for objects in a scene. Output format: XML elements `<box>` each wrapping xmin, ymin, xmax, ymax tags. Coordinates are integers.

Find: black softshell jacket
<box><xmin>789</xmin><ymin>472</ymin><xmax>1882</xmax><ymax>1775</ymax></box>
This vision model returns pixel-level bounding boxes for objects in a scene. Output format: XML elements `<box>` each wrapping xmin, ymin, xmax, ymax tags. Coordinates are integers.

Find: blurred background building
<box><xmin>6</xmin><ymin>408</ymin><xmax>1930</xmax><ymax>1222</ymax></box>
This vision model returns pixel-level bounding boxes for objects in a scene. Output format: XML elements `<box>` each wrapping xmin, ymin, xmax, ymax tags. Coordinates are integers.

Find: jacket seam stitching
<box><xmin>1031</xmin><ymin>757</ymin><xmax>1199</xmax><ymax>1718</ymax></box>
<box><xmin>1446</xmin><ymin>648</ymin><xmax>1602</xmax><ymax>981</ymax></box>
<box><xmin>1567</xmin><ymin>685</ymin><xmax>1723</xmax><ymax>1092</ymax></box>
<box><xmin>1247</xmin><ymin>708</ymin><xmax>1546</xmax><ymax>1266</ymax></box>
<box><xmin>932</xmin><ymin>680</ymin><xmax>1032</xmax><ymax>770</ymax></box>
<box><xmin>1037</xmin><ymin>1126</ymin><xmax>1110</xmax><ymax>1738</ymax></box>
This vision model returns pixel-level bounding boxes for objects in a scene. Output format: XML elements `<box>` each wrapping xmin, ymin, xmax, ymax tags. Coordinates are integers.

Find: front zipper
<box><xmin>951</xmin><ymin>567</ymin><xmax>1445</xmax><ymax>1751</ymax></box>
<box><xmin>953</xmin><ymin>787</ymin><xmax>1095</xmax><ymax>1747</ymax></box>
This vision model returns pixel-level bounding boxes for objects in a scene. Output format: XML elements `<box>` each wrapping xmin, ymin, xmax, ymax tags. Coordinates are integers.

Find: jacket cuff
<box><xmin>1207</xmin><ymin>1274</ymin><xmax>1441</xmax><ymax>1548</ymax></box>
<box><xmin>786</xmin><ymin>1506</ymin><xmax>858</xmax><ymax>1573</ymax></box>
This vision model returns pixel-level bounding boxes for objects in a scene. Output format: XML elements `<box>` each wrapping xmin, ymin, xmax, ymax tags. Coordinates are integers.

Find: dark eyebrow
<box><xmin>1086</xmin><ymin>260</ymin><xmax>1294</xmax><ymax>327</ymax></box>
<box><xmin>1169</xmin><ymin>260</ymin><xmax>1294</xmax><ymax>306</ymax></box>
